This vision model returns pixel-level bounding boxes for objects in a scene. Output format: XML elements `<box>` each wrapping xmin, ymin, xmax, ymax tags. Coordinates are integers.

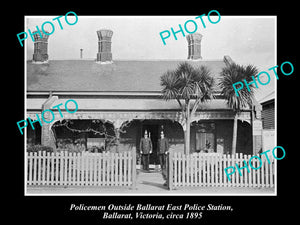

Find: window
<box><xmin>196</xmin><ymin>132</ymin><xmax>214</xmax><ymax>152</ymax></box>
<box><xmin>195</xmin><ymin>122</ymin><xmax>215</xmax><ymax>153</ymax></box>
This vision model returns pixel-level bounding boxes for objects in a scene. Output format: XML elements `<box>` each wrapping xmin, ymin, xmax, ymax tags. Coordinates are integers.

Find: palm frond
<box><xmin>160</xmin><ymin>62</ymin><xmax>215</xmax><ymax>107</ymax></box>
<box><xmin>193</xmin><ymin>65</ymin><xmax>215</xmax><ymax>101</ymax></box>
<box><xmin>218</xmin><ymin>63</ymin><xmax>258</xmax><ymax>112</ymax></box>
<box><xmin>160</xmin><ymin>70</ymin><xmax>180</xmax><ymax>100</ymax></box>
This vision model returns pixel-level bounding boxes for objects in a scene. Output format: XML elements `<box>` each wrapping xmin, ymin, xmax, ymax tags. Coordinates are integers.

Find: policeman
<box><xmin>139</xmin><ymin>130</ymin><xmax>153</xmax><ymax>171</ymax></box>
<box><xmin>157</xmin><ymin>131</ymin><xmax>169</xmax><ymax>170</ymax></box>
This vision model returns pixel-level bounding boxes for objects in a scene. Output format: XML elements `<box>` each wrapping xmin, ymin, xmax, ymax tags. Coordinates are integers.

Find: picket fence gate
<box><xmin>27</xmin><ymin>150</ymin><xmax>136</xmax><ymax>188</ymax></box>
<box><xmin>168</xmin><ymin>152</ymin><xmax>275</xmax><ymax>189</ymax></box>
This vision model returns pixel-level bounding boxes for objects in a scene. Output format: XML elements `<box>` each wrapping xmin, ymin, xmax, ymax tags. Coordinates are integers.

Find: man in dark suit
<box><xmin>139</xmin><ymin>130</ymin><xmax>152</xmax><ymax>171</ymax></box>
<box><xmin>157</xmin><ymin>131</ymin><xmax>169</xmax><ymax>170</ymax></box>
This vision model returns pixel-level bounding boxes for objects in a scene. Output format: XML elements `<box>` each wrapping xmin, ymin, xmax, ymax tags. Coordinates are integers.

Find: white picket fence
<box><xmin>168</xmin><ymin>152</ymin><xmax>275</xmax><ymax>189</ymax></box>
<box><xmin>26</xmin><ymin>151</ymin><xmax>136</xmax><ymax>187</ymax></box>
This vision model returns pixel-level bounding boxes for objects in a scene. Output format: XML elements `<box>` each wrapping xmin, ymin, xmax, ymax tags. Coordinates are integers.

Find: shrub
<box><xmin>56</xmin><ymin>143</ymin><xmax>86</xmax><ymax>153</ymax></box>
<box><xmin>27</xmin><ymin>145</ymin><xmax>54</xmax><ymax>153</ymax></box>
<box><xmin>87</xmin><ymin>146</ymin><xmax>104</xmax><ymax>153</ymax></box>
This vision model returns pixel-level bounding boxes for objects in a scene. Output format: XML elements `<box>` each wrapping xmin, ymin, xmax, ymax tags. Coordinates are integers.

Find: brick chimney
<box><xmin>96</xmin><ymin>29</ymin><xmax>113</xmax><ymax>63</ymax></box>
<box><xmin>32</xmin><ymin>31</ymin><xmax>50</xmax><ymax>63</ymax></box>
<box><xmin>186</xmin><ymin>33</ymin><xmax>202</xmax><ymax>60</ymax></box>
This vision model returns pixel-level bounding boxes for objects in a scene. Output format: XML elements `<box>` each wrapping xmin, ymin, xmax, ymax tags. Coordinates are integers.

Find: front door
<box><xmin>142</xmin><ymin>124</ymin><xmax>159</xmax><ymax>165</ymax></box>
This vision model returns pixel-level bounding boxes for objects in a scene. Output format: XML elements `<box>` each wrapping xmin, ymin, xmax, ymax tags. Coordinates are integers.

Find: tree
<box><xmin>160</xmin><ymin>62</ymin><xmax>215</xmax><ymax>154</ymax></box>
<box><xmin>219</xmin><ymin>63</ymin><xmax>258</xmax><ymax>155</ymax></box>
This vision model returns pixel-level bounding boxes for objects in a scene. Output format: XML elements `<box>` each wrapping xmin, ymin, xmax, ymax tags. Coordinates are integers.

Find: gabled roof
<box><xmin>27</xmin><ymin>59</ymin><xmax>227</xmax><ymax>92</ymax></box>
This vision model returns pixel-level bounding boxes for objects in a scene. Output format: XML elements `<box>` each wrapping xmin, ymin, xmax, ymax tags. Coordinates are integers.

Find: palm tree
<box><xmin>160</xmin><ymin>62</ymin><xmax>215</xmax><ymax>154</ymax></box>
<box><xmin>219</xmin><ymin>63</ymin><xmax>258</xmax><ymax>155</ymax></box>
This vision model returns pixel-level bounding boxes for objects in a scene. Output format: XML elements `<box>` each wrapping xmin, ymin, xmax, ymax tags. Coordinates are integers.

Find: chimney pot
<box><xmin>186</xmin><ymin>33</ymin><xmax>202</xmax><ymax>60</ymax></box>
<box><xmin>32</xmin><ymin>31</ymin><xmax>50</xmax><ymax>63</ymax></box>
<box><xmin>96</xmin><ymin>29</ymin><xmax>113</xmax><ymax>63</ymax></box>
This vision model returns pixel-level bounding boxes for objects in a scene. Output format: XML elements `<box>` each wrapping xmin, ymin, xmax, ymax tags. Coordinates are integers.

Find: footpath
<box><xmin>26</xmin><ymin>169</ymin><xmax>275</xmax><ymax>195</ymax></box>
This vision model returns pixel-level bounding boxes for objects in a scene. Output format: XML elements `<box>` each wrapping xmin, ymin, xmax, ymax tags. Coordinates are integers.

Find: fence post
<box><xmin>168</xmin><ymin>151</ymin><xmax>173</xmax><ymax>190</ymax></box>
<box><xmin>28</xmin><ymin>152</ymin><xmax>32</xmax><ymax>185</ymax></box>
<box><xmin>131</xmin><ymin>149</ymin><xmax>137</xmax><ymax>189</ymax></box>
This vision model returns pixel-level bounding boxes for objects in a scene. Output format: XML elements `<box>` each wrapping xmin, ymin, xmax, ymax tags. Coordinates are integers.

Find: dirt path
<box><xmin>135</xmin><ymin>169</ymin><xmax>168</xmax><ymax>192</ymax></box>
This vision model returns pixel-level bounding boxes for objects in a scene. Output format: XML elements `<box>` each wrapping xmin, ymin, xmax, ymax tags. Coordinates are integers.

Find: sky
<box><xmin>25</xmin><ymin>15</ymin><xmax>276</xmax><ymax>100</ymax></box>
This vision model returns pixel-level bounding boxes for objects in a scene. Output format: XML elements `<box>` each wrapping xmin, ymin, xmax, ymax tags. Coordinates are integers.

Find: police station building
<box><xmin>26</xmin><ymin>29</ymin><xmax>263</xmax><ymax>166</ymax></box>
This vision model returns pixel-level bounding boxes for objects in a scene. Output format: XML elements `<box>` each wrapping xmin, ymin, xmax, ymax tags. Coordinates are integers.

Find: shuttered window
<box><xmin>262</xmin><ymin>101</ymin><xmax>275</xmax><ymax>129</ymax></box>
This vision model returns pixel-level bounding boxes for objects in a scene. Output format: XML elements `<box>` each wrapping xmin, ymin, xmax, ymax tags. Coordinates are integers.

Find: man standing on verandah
<box><xmin>157</xmin><ymin>131</ymin><xmax>169</xmax><ymax>171</ymax></box>
<box><xmin>139</xmin><ymin>130</ymin><xmax>153</xmax><ymax>172</ymax></box>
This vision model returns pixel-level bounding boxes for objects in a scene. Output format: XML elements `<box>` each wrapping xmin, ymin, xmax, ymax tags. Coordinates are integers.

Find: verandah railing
<box><xmin>167</xmin><ymin>152</ymin><xmax>275</xmax><ymax>190</ymax></box>
<box><xmin>27</xmin><ymin>150</ymin><xmax>136</xmax><ymax>188</ymax></box>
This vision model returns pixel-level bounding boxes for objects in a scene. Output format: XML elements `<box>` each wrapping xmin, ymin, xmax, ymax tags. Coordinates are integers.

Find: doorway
<box><xmin>141</xmin><ymin>124</ymin><xmax>159</xmax><ymax>165</ymax></box>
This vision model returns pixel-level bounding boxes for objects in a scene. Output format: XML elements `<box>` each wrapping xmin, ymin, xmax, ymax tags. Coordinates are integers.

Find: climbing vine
<box><xmin>52</xmin><ymin>119</ymin><xmax>131</xmax><ymax>151</ymax></box>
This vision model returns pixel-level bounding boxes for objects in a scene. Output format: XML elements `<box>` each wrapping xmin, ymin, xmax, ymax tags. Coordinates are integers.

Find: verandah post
<box><xmin>185</xmin><ymin>101</ymin><xmax>191</xmax><ymax>155</ymax></box>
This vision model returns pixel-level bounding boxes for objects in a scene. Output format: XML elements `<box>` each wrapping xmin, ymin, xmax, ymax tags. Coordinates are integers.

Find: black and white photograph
<box><xmin>24</xmin><ymin>15</ymin><xmax>276</xmax><ymax>195</ymax></box>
